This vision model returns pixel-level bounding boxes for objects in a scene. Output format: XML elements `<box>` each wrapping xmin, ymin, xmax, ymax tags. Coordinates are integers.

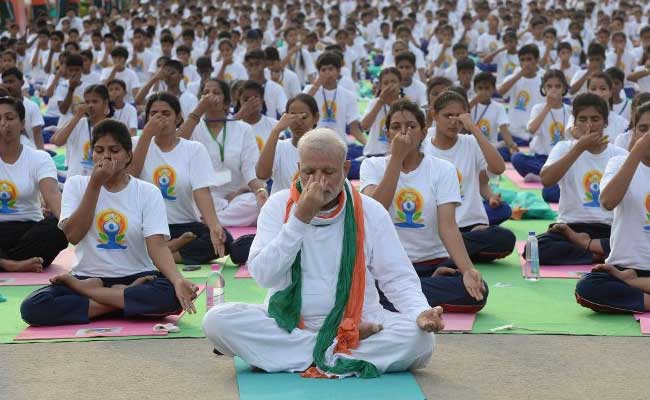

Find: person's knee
<box><xmin>575</xmin><ymin>275</ymin><xmax>598</xmax><ymax>301</ymax></box>
<box><xmin>20</xmin><ymin>291</ymin><xmax>52</xmax><ymax>326</ymax></box>
<box><xmin>202</xmin><ymin>303</ymin><xmax>240</xmax><ymax>341</ymax></box>
<box><xmin>542</xmin><ymin>186</ymin><xmax>560</xmax><ymax>203</ymax></box>
<box><xmin>510</xmin><ymin>152</ymin><xmax>526</xmax><ymax>170</ymax></box>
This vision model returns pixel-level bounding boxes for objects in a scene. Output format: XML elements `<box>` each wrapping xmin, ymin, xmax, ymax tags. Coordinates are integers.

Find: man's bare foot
<box><xmin>168</xmin><ymin>232</ymin><xmax>196</xmax><ymax>252</ymax></box>
<box><xmin>359</xmin><ymin>321</ymin><xmax>384</xmax><ymax>340</ymax></box>
<box><xmin>592</xmin><ymin>264</ymin><xmax>638</xmax><ymax>282</ymax></box>
<box><xmin>129</xmin><ymin>275</ymin><xmax>157</xmax><ymax>287</ymax></box>
<box><xmin>471</xmin><ymin>224</ymin><xmax>489</xmax><ymax>232</ymax></box>
<box><xmin>1</xmin><ymin>257</ymin><xmax>44</xmax><ymax>272</ymax></box>
<box><xmin>50</xmin><ymin>274</ymin><xmax>103</xmax><ymax>292</ymax></box>
<box><xmin>432</xmin><ymin>266</ymin><xmax>459</xmax><ymax>277</ymax></box>
<box><xmin>549</xmin><ymin>224</ymin><xmax>592</xmax><ymax>249</ymax></box>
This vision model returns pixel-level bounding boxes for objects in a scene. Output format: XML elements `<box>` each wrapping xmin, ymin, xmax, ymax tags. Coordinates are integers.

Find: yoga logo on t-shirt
<box><xmin>549</xmin><ymin>121</ymin><xmax>564</xmax><ymax>145</ymax></box>
<box><xmin>322</xmin><ymin>99</ymin><xmax>337</xmax><ymax>123</ymax></box>
<box><xmin>582</xmin><ymin>170</ymin><xmax>603</xmax><ymax>208</ymax></box>
<box><xmin>514</xmin><ymin>90</ymin><xmax>530</xmax><ymax>111</ymax></box>
<box><xmin>477</xmin><ymin>119</ymin><xmax>491</xmax><ymax>139</ymax></box>
<box><xmin>441</xmin><ymin>54</ymin><xmax>452</xmax><ymax>69</ymax></box>
<box><xmin>394</xmin><ymin>188</ymin><xmax>425</xmax><ymax>228</ymax></box>
<box><xmin>378</xmin><ymin>117</ymin><xmax>388</xmax><ymax>143</ymax></box>
<box><xmin>96</xmin><ymin>209</ymin><xmax>128</xmax><ymax>250</ymax></box>
<box><xmin>456</xmin><ymin>169</ymin><xmax>464</xmax><ymax>199</ymax></box>
<box><xmin>504</xmin><ymin>61</ymin><xmax>517</xmax><ymax>77</ymax></box>
<box><xmin>0</xmin><ymin>180</ymin><xmax>18</xmax><ymax>214</ymax></box>
<box><xmin>643</xmin><ymin>192</ymin><xmax>650</xmax><ymax>233</ymax></box>
<box><xmin>256</xmin><ymin>136</ymin><xmax>265</xmax><ymax>152</ymax></box>
<box><xmin>81</xmin><ymin>141</ymin><xmax>94</xmax><ymax>167</ymax></box>
<box><xmin>153</xmin><ymin>165</ymin><xmax>177</xmax><ymax>201</ymax></box>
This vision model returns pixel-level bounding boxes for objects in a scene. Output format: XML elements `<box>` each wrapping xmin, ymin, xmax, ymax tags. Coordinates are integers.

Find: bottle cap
<box><xmin>528</xmin><ymin>231</ymin><xmax>536</xmax><ymax>236</ymax></box>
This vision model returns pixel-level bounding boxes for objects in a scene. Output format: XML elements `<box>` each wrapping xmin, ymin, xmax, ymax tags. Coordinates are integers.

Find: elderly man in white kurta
<box><xmin>202</xmin><ymin>128</ymin><xmax>444</xmax><ymax>378</ymax></box>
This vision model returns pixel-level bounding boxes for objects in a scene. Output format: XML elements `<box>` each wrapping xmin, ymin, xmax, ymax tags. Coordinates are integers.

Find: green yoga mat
<box><xmin>234</xmin><ymin>357</ymin><xmax>425</xmax><ymax>400</ymax></box>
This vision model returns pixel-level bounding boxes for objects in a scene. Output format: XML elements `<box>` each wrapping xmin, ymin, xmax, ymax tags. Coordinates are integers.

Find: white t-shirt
<box><xmin>60</xmin><ymin>175</ymin><xmax>170</xmax><ymax>278</ymax></box>
<box><xmin>303</xmin><ymin>85</ymin><xmax>361</xmax><ymax>142</ymax></box>
<box><xmin>270</xmin><ymin>139</ymin><xmax>299</xmax><ymax>195</ymax></box>
<box><xmin>211</xmin><ymin>61</ymin><xmax>249</xmax><ymax>83</ymax></box>
<box><xmin>359</xmin><ymin>154</ymin><xmax>461</xmax><ymax>262</ymax></box>
<box><xmin>278</xmin><ymin>47</ymin><xmax>317</xmax><ymax>85</ymax></box>
<box><xmin>614</xmin><ymin>130</ymin><xmax>632</xmax><ymax>151</ymax></box>
<box><xmin>543</xmin><ymin>141</ymin><xmax>628</xmax><ymax>224</ymax></box>
<box><xmin>22</xmin><ymin>97</ymin><xmax>45</xmax><ymax>146</ymax></box>
<box><xmin>569</xmin><ymin>69</ymin><xmax>589</xmax><ymax>96</ymax></box>
<box><xmin>612</xmin><ymin>98</ymin><xmax>632</xmax><ymax>123</ymax></box>
<box><xmin>248</xmin><ymin>115</ymin><xmax>278</xmax><ymax>151</ymax></box>
<box><xmin>605</xmin><ymin>51</ymin><xmax>636</xmax><ymax>77</ymax></box>
<box><xmin>189</xmin><ymin>120</ymin><xmax>259</xmax><ymax>202</ymax></box>
<box><xmin>422</xmin><ymin>135</ymin><xmax>490</xmax><ymax>228</ymax></box>
<box><xmin>477</xmin><ymin>33</ymin><xmax>501</xmax><ymax>55</ymax></box>
<box><xmin>631</xmin><ymin>65</ymin><xmax>650</xmax><ymax>92</ymax></box>
<box><xmin>362</xmin><ymin>98</ymin><xmax>390</xmax><ymax>156</ymax></box>
<box><xmin>99</xmin><ymin>67</ymin><xmax>142</xmax><ymax>103</ymax></box>
<box><xmin>494</xmin><ymin>52</ymin><xmax>520</xmax><ymax>85</ymax></box>
<box><xmin>134</xmin><ymin>137</ymin><xmax>217</xmax><ymax>224</ymax></box>
<box><xmin>264</xmin><ymin>68</ymin><xmax>302</xmax><ymax>99</ymax></box>
<box><xmin>402</xmin><ymin>79</ymin><xmax>427</xmax><ymax>108</ymax></box>
<box><xmin>112</xmin><ymin>103</ymin><xmax>138</xmax><ymax>131</ymax></box>
<box><xmin>129</xmin><ymin>49</ymin><xmax>156</xmax><ymax>84</ymax></box>
<box><xmin>62</xmin><ymin>116</ymin><xmax>95</xmax><ymax>178</ymax></box>
<box><xmin>504</xmin><ymin>71</ymin><xmax>544</xmax><ymax>139</ymax></box>
<box><xmin>551</xmin><ymin>62</ymin><xmax>581</xmax><ymax>85</ymax></box>
<box><xmin>471</xmin><ymin>101</ymin><xmax>509</xmax><ymax>145</ymax></box>
<box><xmin>263</xmin><ymin>80</ymin><xmax>288</xmax><ymax>120</ymax></box>
<box><xmin>45</xmin><ymin>77</ymin><xmax>87</xmax><ymax>117</ymax></box>
<box><xmin>528</xmin><ymin>103</ymin><xmax>571</xmax><ymax>155</ymax></box>
<box><xmin>602</xmin><ymin>155</ymin><xmax>650</xmax><ymax>270</ymax></box>
<box><xmin>0</xmin><ymin>145</ymin><xmax>56</xmax><ymax>222</ymax></box>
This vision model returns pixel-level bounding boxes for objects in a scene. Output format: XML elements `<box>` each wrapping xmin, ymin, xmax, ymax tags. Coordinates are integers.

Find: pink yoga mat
<box><xmin>504</xmin><ymin>169</ymin><xmax>544</xmax><ymax>189</ymax></box>
<box><xmin>634</xmin><ymin>314</ymin><xmax>650</xmax><ymax>334</ymax></box>
<box><xmin>0</xmin><ymin>248</ymin><xmax>77</xmax><ymax>286</ymax></box>
<box><xmin>442</xmin><ymin>313</ymin><xmax>476</xmax><ymax>332</ymax></box>
<box><xmin>235</xmin><ymin>265</ymin><xmax>252</xmax><ymax>278</ymax></box>
<box><xmin>516</xmin><ymin>241</ymin><xmax>593</xmax><ymax>279</ymax></box>
<box><xmin>550</xmin><ymin>203</ymin><xmax>559</xmax><ymax>211</ymax></box>
<box><xmin>15</xmin><ymin>286</ymin><xmax>205</xmax><ymax>340</ymax></box>
<box><xmin>226</xmin><ymin>226</ymin><xmax>257</xmax><ymax>239</ymax></box>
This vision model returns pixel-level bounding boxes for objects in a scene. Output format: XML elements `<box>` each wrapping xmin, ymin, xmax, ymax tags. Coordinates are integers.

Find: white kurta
<box><xmin>203</xmin><ymin>188</ymin><xmax>434</xmax><ymax>375</ymax></box>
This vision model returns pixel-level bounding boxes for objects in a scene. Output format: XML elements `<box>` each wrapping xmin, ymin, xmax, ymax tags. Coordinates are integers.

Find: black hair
<box><xmin>196</xmin><ymin>56</ymin><xmax>212</xmax><ymax>70</ymax></box>
<box><xmin>433</xmin><ymin>90</ymin><xmax>468</xmax><ymax>112</ymax></box>
<box><xmin>604</xmin><ymin>67</ymin><xmax>625</xmax><ymax>85</ymax></box>
<box><xmin>587</xmin><ymin>42</ymin><xmax>606</xmax><ymax>59</ymax></box>
<box><xmin>557</xmin><ymin>41</ymin><xmax>572</xmax><ymax>53</ymax></box>
<box><xmin>163</xmin><ymin>59</ymin><xmax>184</xmax><ymax>75</ymax></box>
<box><xmin>540</xmin><ymin>69</ymin><xmax>569</xmax><ymax>97</ymax></box>
<box><xmin>79</xmin><ymin>49</ymin><xmax>93</xmax><ymax>62</ymax></box>
<box><xmin>385</xmin><ymin>98</ymin><xmax>426</xmax><ymax>132</ymax></box>
<box><xmin>286</xmin><ymin>94</ymin><xmax>319</xmax><ymax>119</ymax></box>
<box><xmin>633</xmin><ymin>99</ymin><xmax>650</xmax><ymax>127</ymax></box>
<box><xmin>426</xmin><ymin>76</ymin><xmax>453</xmax><ymax>98</ymax></box>
<box><xmin>1</xmin><ymin>67</ymin><xmax>22</xmax><ymax>82</ymax></box>
<box><xmin>107</xmin><ymin>78</ymin><xmax>127</xmax><ymax>91</ymax></box>
<box><xmin>473</xmin><ymin>71</ymin><xmax>496</xmax><ymax>88</ymax></box>
<box><xmin>315</xmin><ymin>51</ymin><xmax>342</xmax><ymax>70</ymax></box>
<box><xmin>65</xmin><ymin>53</ymin><xmax>83</xmax><ymax>67</ymax></box>
<box><xmin>452</xmin><ymin>42</ymin><xmax>468</xmax><ymax>53</ymax></box>
<box><xmin>64</xmin><ymin>41</ymin><xmax>80</xmax><ymax>51</ymax></box>
<box><xmin>395</xmin><ymin>51</ymin><xmax>416</xmax><ymax>67</ymax></box>
<box><xmin>244</xmin><ymin>49</ymin><xmax>266</xmax><ymax>63</ymax></box>
<box><xmin>176</xmin><ymin>44</ymin><xmax>191</xmax><ymax>55</ymax></box>
<box><xmin>91</xmin><ymin>119</ymin><xmax>133</xmax><ymax>157</ymax></box>
<box><xmin>572</xmin><ymin>92</ymin><xmax>609</xmax><ymax>122</ymax></box>
<box><xmin>51</xmin><ymin>31</ymin><xmax>64</xmax><ymax>41</ymax></box>
<box><xmin>518</xmin><ymin>44</ymin><xmax>540</xmax><ymax>59</ymax></box>
<box><xmin>84</xmin><ymin>84</ymin><xmax>114</xmax><ymax>118</ymax></box>
<box><xmin>457</xmin><ymin>57</ymin><xmax>475</xmax><ymax>72</ymax></box>
<box><xmin>160</xmin><ymin>35</ymin><xmax>175</xmax><ymax>45</ymax></box>
<box><xmin>199</xmin><ymin>78</ymin><xmax>231</xmax><ymax>110</ymax></box>
<box><xmin>264</xmin><ymin>46</ymin><xmax>281</xmax><ymax>62</ymax></box>
<box><xmin>110</xmin><ymin>46</ymin><xmax>129</xmax><ymax>60</ymax></box>
<box><xmin>144</xmin><ymin>92</ymin><xmax>182</xmax><ymax>126</ymax></box>
<box><xmin>0</xmin><ymin>96</ymin><xmax>25</xmax><ymax>121</ymax></box>
<box><xmin>587</xmin><ymin>71</ymin><xmax>614</xmax><ymax>109</ymax></box>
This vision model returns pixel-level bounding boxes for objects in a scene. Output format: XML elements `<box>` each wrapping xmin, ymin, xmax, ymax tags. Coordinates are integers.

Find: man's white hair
<box><xmin>297</xmin><ymin>128</ymin><xmax>348</xmax><ymax>163</ymax></box>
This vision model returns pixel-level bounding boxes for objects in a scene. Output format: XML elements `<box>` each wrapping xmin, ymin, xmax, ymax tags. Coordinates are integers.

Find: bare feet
<box><xmin>167</xmin><ymin>232</ymin><xmax>196</xmax><ymax>252</ymax></box>
<box><xmin>471</xmin><ymin>224</ymin><xmax>489</xmax><ymax>232</ymax></box>
<box><xmin>549</xmin><ymin>224</ymin><xmax>591</xmax><ymax>249</ymax></box>
<box><xmin>129</xmin><ymin>275</ymin><xmax>157</xmax><ymax>287</ymax></box>
<box><xmin>0</xmin><ymin>257</ymin><xmax>44</xmax><ymax>272</ymax></box>
<box><xmin>592</xmin><ymin>264</ymin><xmax>638</xmax><ymax>282</ymax></box>
<box><xmin>359</xmin><ymin>321</ymin><xmax>384</xmax><ymax>340</ymax></box>
<box><xmin>432</xmin><ymin>267</ymin><xmax>459</xmax><ymax>277</ymax></box>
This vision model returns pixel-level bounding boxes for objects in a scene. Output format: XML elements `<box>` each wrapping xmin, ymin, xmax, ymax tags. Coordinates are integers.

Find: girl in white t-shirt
<box><xmin>576</xmin><ymin>102</ymin><xmax>650</xmax><ymax>313</ymax></box>
<box><xmin>424</xmin><ymin>91</ymin><xmax>516</xmax><ymax>263</ymax></box>
<box><xmin>51</xmin><ymin>84</ymin><xmax>112</xmax><ymax>179</ymax></box>
<box><xmin>235</xmin><ymin>80</ymin><xmax>278</xmax><ymax>151</ymax></box>
<box><xmin>179</xmin><ymin>78</ymin><xmax>268</xmax><ymax>227</ymax></box>
<box><xmin>256</xmin><ymin>94</ymin><xmax>319</xmax><ymax>194</ymax></box>
<box><xmin>20</xmin><ymin>119</ymin><xmax>198</xmax><ymax>326</ymax></box>
<box><xmin>537</xmin><ymin>93</ymin><xmax>628</xmax><ymax>266</ymax></box>
<box><xmin>0</xmin><ymin>97</ymin><xmax>67</xmax><ymax>273</ymax></box>
<box><xmin>512</xmin><ymin>70</ymin><xmax>571</xmax><ymax>202</ymax></box>
<box><xmin>614</xmin><ymin>92</ymin><xmax>650</xmax><ymax>151</ymax></box>
<box><xmin>128</xmin><ymin>92</ymin><xmax>233</xmax><ymax>265</ymax></box>
<box><xmin>360</xmin><ymin>67</ymin><xmax>402</xmax><ymax>156</ymax></box>
<box><xmin>360</xmin><ymin>99</ymin><xmax>487</xmax><ymax>312</ymax></box>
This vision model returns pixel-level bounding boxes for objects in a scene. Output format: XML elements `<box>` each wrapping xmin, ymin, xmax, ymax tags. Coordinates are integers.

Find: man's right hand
<box><xmin>294</xmin><ymin>175</ymin><xmax>329</xmax><ymax>224</ymax></box>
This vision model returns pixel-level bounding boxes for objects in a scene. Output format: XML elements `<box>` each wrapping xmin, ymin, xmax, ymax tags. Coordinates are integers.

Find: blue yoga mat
<box><xmin>234</xmin><ymin>357</ymin><xmax>426</xmax><ymax>400</ymax></box>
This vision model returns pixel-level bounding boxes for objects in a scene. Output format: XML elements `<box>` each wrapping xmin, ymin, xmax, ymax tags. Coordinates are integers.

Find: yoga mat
<box><xmin>234</xmin><ymin>357</ymin><xmax>426</xmax><ymax>400</ymax></box>
<box><xmin>14</xmin><ymin>286</ymin><xmax>206</xmax><ymax>341</ymax></box>
<box><xmin>235</xmin><ymin>265</ymin><xmax>252</xmax><ymax>278</ymax></box>
<box><xmin>504</xmin><ymin>169</ymin><xmax>544</xmax><ymax>189</ymax></box>
<box><xmin>515</xmin><ymin>241</ymin><xmax>593</xmax><ymax>279</ymax></box>
<box><xmin>640</xmin><ymin>318</ymin><xmax>650</xmax><ymax>334</ymax></box>
<box><xmin>550</xmin><ymin>203</ymin><xmax>559</xmax><ymax>211</ymax></box>
<box><xmin>442</xmin><ymin>313</ymin><xmax>476</xmax><ymax>332</ymax></box>
<box><xmin>226</xmin><ymin>226</ymin><xmax>257</xmax><ymax>239</ymax></box>
<box><xmin>0</xmin><ymin>248</ymin><xmax>76</xmax><ymax>286</ymax></box>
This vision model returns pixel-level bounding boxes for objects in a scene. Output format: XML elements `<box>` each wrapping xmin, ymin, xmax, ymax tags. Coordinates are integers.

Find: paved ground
<box><xmin>2</xmin><ymin>334</ymin><xmax>648</xmax><ymax>400</ymax></box>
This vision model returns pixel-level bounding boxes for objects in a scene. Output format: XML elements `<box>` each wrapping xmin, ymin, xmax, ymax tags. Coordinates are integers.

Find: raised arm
<box><xmin>497</xmin><ymin>69</ymin><xmax>522</xmax><ymax>97</ymax></box>
<box><xmin>601</xmin><ymin>134</ymin><xmax>650</xmax><ymax>210</ymax></box>
<box><xmin>126</xmin><ymin>114</ymin><xmax>163</xmax><ymax>177</ymax></box>
<box><xmin>50</xmin><ymin>105</ymin><xmax>86</xmax><ymax>146</ymax></box>
<box><xmin>57</xmin><ymin>71</ymin><xmax>82</xmax><ymax>115</ymax></box>
<box><xmin>458</xmin><ymin>113</ymin><xmax>505</xmax><ymax>174</ymax></box>
<box><xmin>256</xmin><ymin>113</ymin><xmax>300</xmax><ymax>180</ymax></box>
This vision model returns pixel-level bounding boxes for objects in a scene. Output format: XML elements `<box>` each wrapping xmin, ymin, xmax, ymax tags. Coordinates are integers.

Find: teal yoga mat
<box><xmin>234</xmin><ymin>357</ymin><xmax>425</xmax><ymax>400</ymax></box>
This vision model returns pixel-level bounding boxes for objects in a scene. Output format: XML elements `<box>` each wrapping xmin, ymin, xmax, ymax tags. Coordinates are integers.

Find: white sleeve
<box><xmin>141</xmin><ymin>182</ymin><xmax>170</xmax><ymax>239</ymax></box>
<box><xmin>359</xmin><ymin>157</ymin><xmax>384</xmax><ymax>191</ymax></box>
<box><xmin>544</xmin><ymin>140</ymin><xmax>571</xmax><ymax>167</ymax></box>
<box><xmin>274</xmin><ymin>85</ymin><xmax>287</xmax><ymax>115</ymax></box>
<box><xmin>345</xmin><ymin>90</ymin><xmax>361</xmax><ymax>124</ymax></box>
<box><xmin>435</xmin><ymin>160</ymin><xmax>461</xmax><ymax>206</ymax></box>
<box><xmin>497</xmin><ymin>104</ymin><xmax>510</xmax><ymax>127</ymax></box>
<box><xmin>128</xmin><ymin>105</ymin><xmax>138</xmax><ymax>129</ymax></box>
<box><xmin>527</xmin><ymin>103</ymin><xmax>544</xmax><ymax>134</ymax></box>
<box><xmin>600</xmin><ymin>155</ymin><xmax>625</xmax><ymax>191</ymax></box>
<box><xmin>59</xmin><ymin>175</ymin><xmax>83</xmax><ymax>225</ymax></box>
<box><xmin>240</xmin><ymin>124</ymin><xmax>261</xmax><ymax>184</ymax></box>
<box><xmin>189</xmin><ymin>142</ymin><xmax>218</xmax><ymax>190</ymax></box>
<box><xmin>248</xmin><ymin>193</ymin><xmax>308</xmax><ymax>289</ymax></box>
<box><xmin>34</xmin><ymin>150</ymin><xmax>57</xmax><ymax>182</ymax></box>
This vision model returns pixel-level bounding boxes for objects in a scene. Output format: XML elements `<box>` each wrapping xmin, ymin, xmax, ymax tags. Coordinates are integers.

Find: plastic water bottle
<box><xmin>206</xmin><ymin>264</ymin><xmax>225</xmax><ymax>310</ymax></box>
<box><xmin>524</xmin><ymin>232</ymin><xmax>540</xmax><ymax>281</ymax></box>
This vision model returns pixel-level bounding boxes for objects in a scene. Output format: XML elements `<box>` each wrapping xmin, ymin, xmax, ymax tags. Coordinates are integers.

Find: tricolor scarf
<box><xmin>267</xmin><ymin>179</ymin><xmax>379</xmax><ymax>379</ymax></box>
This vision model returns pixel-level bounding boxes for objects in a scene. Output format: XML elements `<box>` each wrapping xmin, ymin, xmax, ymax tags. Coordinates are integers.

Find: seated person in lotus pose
<box><xmin>203</xmin><ymin>129</ymin><xmax>444</xmax><ymax>378</ymax></box>
<box><xmin>178</xmin><ymin>78</ymin><xmax>268</xmax><ymax>227</ymax></box>
<box><xmin>0</xmin><ymin>97</ymin><xmax>68</xmax><ymax>273</ymax></box>
<box><xmin>127</xmin><ymin>92</ymin><xmax>233</xmax><ymax>265</ymax></box>
<box><xmin>360</xmin><ymin>99</ymin><xmax>487</xmax><ymax>312</ymax></box>
<box><xmin>20</xmin><ymin>120</ymin><xmax>197</xmax><ymax>326</ymax></box>
<box><xmin>575</xmin><ymin>102</ymin><xmax>650</xmax><ymax>313</ymax></box>
<box><xmin>537</xmin><ymin>93</ymin><xmax>628</xmax><ymax>265</ymax></box>
<box><xmin>256</xmin><ymin>94</ymin><xmax>319</xmax><ymax>194</ymax></box>
<box><xmin>423</xmin><ymin>91</ymin><xmax>516</xmax><ymax>262</ymax></box>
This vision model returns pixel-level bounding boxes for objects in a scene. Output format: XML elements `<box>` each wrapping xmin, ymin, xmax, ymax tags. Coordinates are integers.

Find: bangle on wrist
<box><xmin>255</xmin><ymin>187</ymin><xmax>268</xmax><ymax>194</ymax></box>
<box><xmin>188</xmin><ymin>112</ymin><xmax>201</xmax><ymax>121</ymax></box>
